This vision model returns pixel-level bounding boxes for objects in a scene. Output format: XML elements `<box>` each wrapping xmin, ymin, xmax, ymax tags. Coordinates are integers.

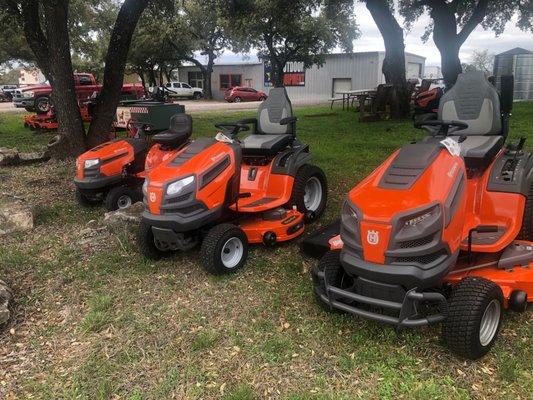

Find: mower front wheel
<box><xmin>312</xmin><ymin>250</ymin><xmax>346</xmax><ymax>314</ymax></box>
<box><xmin>442</xmin><ymin>277</ymin><xmax>504</xmax><ymax>360</ymax></box>
<box><xmin>137</xmin><ymin>221</ymin><xmax>166</xmax><ymax>260</ymax></box>
<box><xmin>104</xmin><ymin>186</ymin><xmax>140</xmax><ymax>211</ymax></box>
<box><xmin>201</xmin><ymin>224</ymin><xmax>248</xmax><ymax>275</ymax></box>
<box><xmin>288</xmin><ymin>164</ymin><xmax>328</xmax><ymax>222</ymax></box>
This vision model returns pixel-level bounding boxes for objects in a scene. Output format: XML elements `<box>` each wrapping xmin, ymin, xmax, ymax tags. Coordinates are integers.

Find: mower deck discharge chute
<box><xmin>138</xmin><ymin>88</ymin><xmax>327</xmax><ymax>274</ymax></box>
<box><xmin>74</xmin><ymin>106</ymin><xmax>190</xmax><ymax>211</ymax></box>
<box><xmin>305</xmin><ymin>72</ymin><xmax>532</xmax><ymax>359</ymax></box>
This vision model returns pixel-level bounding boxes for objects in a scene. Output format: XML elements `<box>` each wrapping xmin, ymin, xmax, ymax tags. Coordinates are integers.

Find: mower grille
<box><xmin>394</xmin><ymin>250</ymin><xmax>446</xmax><ymax>265</ymax></box>
<box><xmin>398</xmin><ymin>235</ymin><xmax>434</xmax><ymax>249</ymax></box>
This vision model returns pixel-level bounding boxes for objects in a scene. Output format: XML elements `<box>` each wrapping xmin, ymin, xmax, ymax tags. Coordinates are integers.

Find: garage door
<box><xmin>407</xmin><ymin>63</ymin><xmax>422</xmax><ymax>79</ymax></box>
<box><xmin>332</xmin><ymin>78</ymin><xmax>351</xmax><ymax>97</ymax></box>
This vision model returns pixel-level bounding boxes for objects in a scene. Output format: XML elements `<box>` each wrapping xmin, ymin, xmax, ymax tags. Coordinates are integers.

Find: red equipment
<box><xmin>74</xmin><ymin>113</ymin><xmax>191</xmax><ymax>211</ymax></box>
<box><xmin>24</xmin><ymin>103</ymin><xmax>91</xmax><ymax>131</ymax></box>
<box><xmin>305</xmin><ymin>72</ymin><xmax>532</xmax><ymax>359</ymax></box>
<box><xmin>138</xmin><ymin>88</ymin><xmax>327</xmax><ymax>275</ymax></box>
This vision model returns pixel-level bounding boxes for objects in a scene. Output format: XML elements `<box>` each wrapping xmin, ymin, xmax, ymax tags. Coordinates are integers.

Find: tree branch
<box><xmin>457</xmin><ymin>0</ymin><xmax>489</xmax><ymax>44</ymax></box>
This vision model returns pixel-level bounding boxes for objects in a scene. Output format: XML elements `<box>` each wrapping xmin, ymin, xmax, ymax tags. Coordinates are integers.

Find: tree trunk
<box><xmin>270</xmin><ymin>57</ymin><xmax>285</xmax><ymax>87</ymax></box>
<box><xmin>42</xmin><ymin>0</ymin><xmax>86</xmax><ymax>158</ymax></box>
<box><xmin>86</xmin><ymin>0</ymin><xmax>150</xmax><ymax>149</ymax></box>
<box><xmin>137</xmin><ymin>70</ymin><xmax>147</xmax><ymax>94</ymax></box>
<box><xmin>366</xmin><ymin>0</ymin><xmax>410</xmax><ymax>118</ymax></box>
<box><xmin>430</xmin><ymin>4</ymin><xmax>462</xmax><ymax>87</ymax></box>
<box><xmin>203</xmin><ymin>51</ymin><xmax>216</xmax><ymax>100</ymax></box>
<box><xmin>148</xmin><ymin>68</ymin><xmax>157</xmax><ymax>87</ymax></box>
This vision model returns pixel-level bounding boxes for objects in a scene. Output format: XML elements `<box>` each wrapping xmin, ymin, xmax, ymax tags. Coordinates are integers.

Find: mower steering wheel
<box><xmin>415</xmin><ymin>120</ymin><xmax>469</xmax><ymax>136</ymax></box>
<box><xmin>215</xmin><ymin>123</ymin><xmax>250</xmax><ymax>140</ymax></box>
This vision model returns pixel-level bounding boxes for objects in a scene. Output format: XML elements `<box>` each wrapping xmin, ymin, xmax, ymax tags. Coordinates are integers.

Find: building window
<box><xmin>244</xmin><ymin>79</ymin><xmax>253</xmax><ymax>87</ymax></box>
<box><xmin>188</xmin><ymin>71</ymin><xmax>204</xmax><ymax>89</ymax></box>
<box><xmin>220</xmin><ymin>74</ymin><xmax>242</xmax><ymax>90</ymax></box>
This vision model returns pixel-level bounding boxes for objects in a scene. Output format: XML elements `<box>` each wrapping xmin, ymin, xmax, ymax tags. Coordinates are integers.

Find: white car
<box><xmin>164</xmin><ymin>82</ymin><xmax>203</xmax><ymax>100</ymax></box>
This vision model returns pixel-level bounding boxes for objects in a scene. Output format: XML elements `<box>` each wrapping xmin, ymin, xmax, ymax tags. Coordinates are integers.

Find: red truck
<box><xmin>13</xmin><ymin>73</ymin><xmax>145</xmax><ymax>114</ymax></box>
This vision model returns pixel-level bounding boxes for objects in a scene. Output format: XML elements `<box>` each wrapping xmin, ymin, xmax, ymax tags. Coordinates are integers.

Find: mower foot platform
<box><xmin>301</xmin><ymin>219</ymin><xmax>340</xmax><ymax>259</ymax></box>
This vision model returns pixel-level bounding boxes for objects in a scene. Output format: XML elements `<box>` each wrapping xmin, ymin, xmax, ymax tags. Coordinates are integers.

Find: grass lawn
<box><xmin>0</xmin><ymin>103</ymin><xmax>532</xmax><ymax>399</ymax></box>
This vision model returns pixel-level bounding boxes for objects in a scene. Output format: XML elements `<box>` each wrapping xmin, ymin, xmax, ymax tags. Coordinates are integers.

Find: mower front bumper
<box><xmin>141</xmin><ymin>205</ymin><xmax>224</xmax><ymax>234</ymax></box>
<box><xmin>74</xmin><ymin>175</ymin><xmax>123</xmax><ymax>191</ymax></box>
<box><xmin>313</xmin><ymin>267</ymin><xmax>448</xmax><ymax>327</ymax></box>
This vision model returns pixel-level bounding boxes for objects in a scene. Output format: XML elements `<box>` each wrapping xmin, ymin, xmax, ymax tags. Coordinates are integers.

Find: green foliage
<box><xmin>230</xmin><ymin>0</ymin><xmax>359</xmax><ymax>73</ymax></box>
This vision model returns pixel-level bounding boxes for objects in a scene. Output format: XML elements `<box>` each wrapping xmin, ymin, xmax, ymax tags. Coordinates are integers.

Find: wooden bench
<box><xmin>328</xmin><ymin>97</ymin><xmax>344</xmax><ymax>109</ymax></box>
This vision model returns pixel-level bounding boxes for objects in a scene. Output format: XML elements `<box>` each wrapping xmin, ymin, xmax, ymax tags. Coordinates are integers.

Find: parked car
<box><xmin>13</xmin><ymin>73</ymin><xmax>144</xmax><ymax>114</ymax></box>
<box><xmin>164</xmin><ymin>82</ymin><xmax>203</xmax><ymax>100</ymax></box>
<box><xmin>224</xmin><ymin>87</ymin><xmax>267</xmax><ymax>103</ymax></box>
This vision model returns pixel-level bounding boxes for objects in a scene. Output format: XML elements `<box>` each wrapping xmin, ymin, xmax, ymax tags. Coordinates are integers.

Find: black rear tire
<box><xmin>517</xmin><ymin>181</ymin><xmax>533</xmax><ymax>240</ymax></box>
<box><xmin>193</xmin><ymin>92</ymin><xmax>202</xmax><ymax>100</ymax></box>
<box><xmin>75</xmin><ymin>189</ymin><xmax>100</xmax><ymax>206</ymax></box>
<box><xmin>442</xmin><ymin>277</ymin><xmax>504</xmax><ymax>360</ymax></box>
<box><xmin>34</xmin><ymin>96</ymin><xmax>50</xmax><ymax>114</ymax></box>
<box><xmin>200</xmin><ymin>224</ymin><xmax>248</xmax><ymax>275</ymax></box>
<box><xmin>287</xmin><ymin>164</ymin><xmax>327</xmax><ymax>222</ymax></box>
<box><xmin>137</xmin><ymin>221</ymin><xmax>165</xmax><ymax>260</ymax></box>
<box><xmin>104</xmin><ymin>186</ymin><xmax>140</xmax><ymax>211</ymax></box>
<box><xmin>312</xmin><ymin>250</ymin><xmax>346</xmax><ymax>313</ymax></box>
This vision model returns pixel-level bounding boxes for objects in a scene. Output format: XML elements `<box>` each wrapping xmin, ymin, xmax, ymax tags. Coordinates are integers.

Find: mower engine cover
<box><xmin>74</xmin><ymin>138</ymin><xmax>148</xmax><ymax>190</ymax></box>
<box><xmin>340</xmin><ymin>140</ymin><xmax>468</xmax><ymax>289</ymax></box>
<box><xmin>142</xmin><ymin>137</ymin><xmax>241</xmax><ymax>233</ymax></box>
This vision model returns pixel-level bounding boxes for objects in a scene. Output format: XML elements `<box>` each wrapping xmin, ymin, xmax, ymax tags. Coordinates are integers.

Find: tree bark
<box><xmin>366</xmin><ymin>0</ymin><xmax>410</xmax><ymax>118</ymax></box>
<box><xmin>270</xmin><ymin>56</ymin><xmax>285</xmax><ymax>87</ymax></box>
<box><xmin>86</xmin><ymin>0</ymin><xmax>150</xmax><ymax>149</ymax></box>
<box><xmin>204</xmin><ymin>51</ymin><xmax>216</xmax><ymax>100</ymax></box>
<box><xmin>42</xmin><ymin>0</ymin><xmax>86</xmax><ymax>158</ymax></box>
<box><xmin>429</xmin><ymin>0</ymin><xmax>489</xmax><ymax>87</ymax></box>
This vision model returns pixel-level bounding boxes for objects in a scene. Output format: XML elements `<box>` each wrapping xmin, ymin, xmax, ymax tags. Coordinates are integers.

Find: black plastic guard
<box><xmin>300</xmin><ymin>219</ymin><xmax>340</xmax><ymax>259</ymax></box>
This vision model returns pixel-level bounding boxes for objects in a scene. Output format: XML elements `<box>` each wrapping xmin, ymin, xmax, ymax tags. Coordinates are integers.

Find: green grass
<box><xmin>0</xmin><ymin>103</ymin><xmax>532</xmax><ymax>399</ymax></box>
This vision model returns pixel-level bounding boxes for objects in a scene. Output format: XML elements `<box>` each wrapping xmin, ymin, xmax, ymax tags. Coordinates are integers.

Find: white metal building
<box><xmin>176</xmin><ymin>52</ymin><xmax>425</xmax><ymax>102</ymax></box>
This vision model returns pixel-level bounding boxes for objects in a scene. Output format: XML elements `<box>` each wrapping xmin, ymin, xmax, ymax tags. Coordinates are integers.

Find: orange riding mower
<box><xmin>303</xmin><ymin>72</ymin><xmax>532</xmax><ymax>359</ymax></box>
<box><xmin>24</xmin><ymin>103</ymin><xmax>92</xmax><ymax>131</ymax></box>
<box><xmin>137</xmin><ymin>88</ymin><xmax>327</xmax><ymax>275</ymax></box>
<box><xmin>74</xmin><ymin>112</ymin><xmax>191</xmax><ymax>211</ymax></box>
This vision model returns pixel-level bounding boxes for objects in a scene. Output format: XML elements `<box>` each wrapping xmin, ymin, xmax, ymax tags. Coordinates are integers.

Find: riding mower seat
<box><xmin>153</xmin><ymin>114</ymin><xmax>193</xmax><ymax>148</ymax></box>
<box><xmin>428</xmin><ymin>71</ymin><xmax>505</xmax><ymax>170</ymax></box>
<box><xmin>240</xmin><ymin>88</ymin><xmax>296</xmax><ymax>156</ymax></box>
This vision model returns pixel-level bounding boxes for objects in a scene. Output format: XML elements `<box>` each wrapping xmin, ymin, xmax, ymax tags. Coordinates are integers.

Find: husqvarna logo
<box><xmin>149</xmin><ymin>192</ymin><xmax>156</xmax><ymax>203</ymax></box>
<box><xmin>367</xmin><ymin>230</ymin><xmax>379</xmax><ymax>245</ymax></box>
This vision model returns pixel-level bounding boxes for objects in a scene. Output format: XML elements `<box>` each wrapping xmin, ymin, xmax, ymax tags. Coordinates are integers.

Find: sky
<box><xmin>214</xmin><ymin>4</ymin><xmax>532</xmax><ymax>67</ymax></box>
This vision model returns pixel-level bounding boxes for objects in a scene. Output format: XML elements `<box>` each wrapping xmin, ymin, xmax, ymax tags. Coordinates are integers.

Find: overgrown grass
<box><xmin>0</xmin><ymin>102</ymin><xmax>532</xmax><ymax>399</ymax></box>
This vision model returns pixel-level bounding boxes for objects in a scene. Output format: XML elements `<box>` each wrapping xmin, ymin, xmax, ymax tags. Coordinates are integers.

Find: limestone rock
<box><xmin>0</xmin><ymin>147</ymin><xmax>20</xmax><ymax>167</ymax></box>
<box><xmin>0</xmin><ymin>279</ymin><xmax>13</xmax><ymax>325</ymax></box>
<box><xmin>0</xmin><ymin>196</ymin><xmax>33</xmax><ymax>236</ymax></box>
<box><xmin>102</xmin><ymin>202</ymin><xmax>144</xmax><ymax>230</ymax></box>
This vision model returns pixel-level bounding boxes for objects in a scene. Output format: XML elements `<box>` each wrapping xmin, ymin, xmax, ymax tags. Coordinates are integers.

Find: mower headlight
<box><xmin>166</xmin><ymin>176</ymin><xmax>194</xmax><ymax>196</ymax></box>
<box><xmin>84</xmin><ymin>159</ymin><xmax>100</xmax><ymax>168</ymax></box>
<box><xmin>341</xmin><ymin>200</ymin><xmax>359</xmax><ymax>225</ymax></box>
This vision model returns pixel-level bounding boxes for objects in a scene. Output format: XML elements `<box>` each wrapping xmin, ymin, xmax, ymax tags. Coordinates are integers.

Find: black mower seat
<box><xmin>451</xmin><ymin>135</ymin><xmax>504</xmax><ymax>169</ymax></box>
<box><xmin>153</xmin><ymin>113</ymin><xmax>192</xmax><ymax>147</ymax></box>
<box><xmin>241</xmin><ymin>134</ymin><xmax>293</xmax><ymax>156</ymax></box>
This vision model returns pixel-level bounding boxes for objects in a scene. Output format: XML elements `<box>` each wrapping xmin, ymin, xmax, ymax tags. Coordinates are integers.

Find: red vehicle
<box><xmin>138</xmin><ymin>88</ymin><xmax>327</xmax><ymax>275</ymax></box>
<box><xmin>13</xmin><ymin>73</ymin><xmax>144</xmax><ymax>114</ymax></box>
<box><xmin>224</xmin><ymin>86</ymin><xmax>267</xmax><ymax>103</ymax></box>
<box><xmin>305</xmin><ymin>72</ymin><xmax>532</xmax><ymax>359</ymax></box>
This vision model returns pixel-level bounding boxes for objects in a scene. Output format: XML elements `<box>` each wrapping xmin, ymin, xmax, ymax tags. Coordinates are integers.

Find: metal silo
<box><xmin>493</xmin><ymin>48</ymin><xmax>533</xmax><ymax>101</ymax></box>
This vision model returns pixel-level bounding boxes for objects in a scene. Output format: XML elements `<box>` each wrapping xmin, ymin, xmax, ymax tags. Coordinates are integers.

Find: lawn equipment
<box><xmin>413</xmin><ymin>86</ymin><xmax>444</xmax><ymax>124</ymax></box>
<box><xmin>24</xmin><ymin>102</ymin><xmax>92</xmax><ymax>131</ymax></box>
<box><xmin>74</xmin><ymin>103</ymin><xmax>188</xmax><ymax>211</ymax></box>
<box><xmin>304</xmin><ymin>72</ymin><xmax>532</xmax><ymax>359</ymax></box>
<box><xmin>138</xmin><ymin>87</ymin><xmax>328</xmax><ymax>275</ymax></box>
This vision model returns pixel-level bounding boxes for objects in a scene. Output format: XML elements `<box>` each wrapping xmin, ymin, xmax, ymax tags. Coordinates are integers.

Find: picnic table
<box><xmin>335</xmin><ymin>89</ymin><xmax>378</xmax><ymax>120</ymax></box>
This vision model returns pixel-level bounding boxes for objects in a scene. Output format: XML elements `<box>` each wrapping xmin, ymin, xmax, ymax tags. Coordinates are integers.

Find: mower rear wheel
<box><xmin>442</xmin><ymin>277</ymin><xmax>504</xmax><ymax>360</ymax></box>
<box><xmin>105</xmin><ymin>186</ymin><xmax>139</xmax><ymax>211</ymax></box>
<box><xmin>75</xmin><ymin>189</ymin><xmax>100</xmax><ymax>206</ymax></box>
<box><xmin>287</xmin><ymin>164</ymin><xmax>327</xmax><ymax>222</ymax></box>
<box><xmin>137</xmin><ymin>221</ymin><xmax>166</xmax><ymax>260</ymax></box>
<box><xmin>201</xmin><ymin>224</ymin><xmax>248</xmax><ymax>275</ymax></box>
<box><xmin>517</xmin><ymin>181</ymin><xmax>533</xmax><ymax>240</ymax></box>
<box><xmin>312</xmin><ymin>250</ymin><xmax>346</xmax><ymax>314</ymax></box>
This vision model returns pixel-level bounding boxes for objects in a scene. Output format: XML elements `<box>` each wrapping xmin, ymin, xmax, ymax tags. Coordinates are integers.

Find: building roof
<box><xmin>325</xmin><ymin>51</ymin><xmax>426</xmax><ymax>60</ymax></box>
<box><xmin>496</xmin><ymin>47</ymin><xmax>533</xmax><ymax>56</ymax></box>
